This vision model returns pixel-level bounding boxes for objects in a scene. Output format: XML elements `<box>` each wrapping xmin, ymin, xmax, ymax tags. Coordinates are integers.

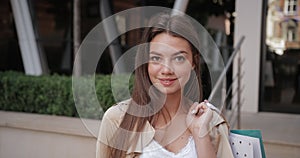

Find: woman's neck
<box><xmin>164</xmin><ymin>92</ymin><xmax>183</xmax><ymax>116</ymax></box>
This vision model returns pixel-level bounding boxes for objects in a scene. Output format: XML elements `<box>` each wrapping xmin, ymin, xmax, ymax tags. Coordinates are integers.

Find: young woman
<box><xmin>96</xmin><ymin>13</ymin><xmax>234</xmax><ymax>158</ymax></box>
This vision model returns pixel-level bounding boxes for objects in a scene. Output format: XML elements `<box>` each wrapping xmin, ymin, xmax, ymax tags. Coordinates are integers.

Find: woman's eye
<box><xmin>174</xmin><ymin>56</ymin><xmax>186</xmax><ymax>62</ymax></box>
<box><xmin>150</xmin><ymin>56</ymin><xmax>161</xmax><ymax>62</ymax></box>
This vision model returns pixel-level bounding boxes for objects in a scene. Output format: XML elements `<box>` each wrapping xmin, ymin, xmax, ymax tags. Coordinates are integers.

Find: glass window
<box><xmin>261</xmin><ymin>0</ymin><xmax>300</xmax><ymax>114</ymax></box>
<box><xmin>30</xmin><ymin>0</ymin><xmax>73</xmax><ymax>74</ymax></box>
<box><xmin>0</xmin><ymin>0</ymin><xmax>24</xmax><ymax>72</ymax></box>
<box><xmin>284</xmin><ymin>0</ymin><xmax>298</xmax><ymax>15</ymax></box>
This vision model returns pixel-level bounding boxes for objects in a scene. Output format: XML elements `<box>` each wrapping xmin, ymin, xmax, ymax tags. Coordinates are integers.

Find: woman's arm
<box><xmin>96</xmin><ymin>141</ymin><xmax>110</xmax><ymax>158</ymax></box>
<box><xmin>186</xmin><ymin>102</ymin><xmax>217</xmax><ymax>158</ymax></box>
<box><xmin>192</xmin><ymin>133</ymin><xmax>216</xmax><ymax>158</ymax></box>
<box><xmin>96</xmin><ymin>105</ymin><xmax>120</xmax><ymax>158</ymax></box>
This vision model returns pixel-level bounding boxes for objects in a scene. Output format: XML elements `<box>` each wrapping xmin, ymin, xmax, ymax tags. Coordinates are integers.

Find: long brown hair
<box><xmin>108</xmin><ymin>13</ymin><xmax>203</xmax><ymax>157</ymax></box>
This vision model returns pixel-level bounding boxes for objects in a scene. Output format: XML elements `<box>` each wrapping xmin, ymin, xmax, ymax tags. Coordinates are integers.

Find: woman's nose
<box><xmin>161</xmin><ymin>62</ymin><xmax>174</xmax><ymax>75</ymax></box>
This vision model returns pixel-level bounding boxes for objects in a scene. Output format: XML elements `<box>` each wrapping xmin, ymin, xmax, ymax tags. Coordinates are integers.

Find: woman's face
<box><xmin>148</xmin><ymin>33</ymin><xmax>194</xmax><ymax>95</ymax></box>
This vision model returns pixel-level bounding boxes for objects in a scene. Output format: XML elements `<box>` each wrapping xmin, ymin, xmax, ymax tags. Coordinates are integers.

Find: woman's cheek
<box><xmin>175</xmin><ymin>66</ymin><xmax>193</xmax><ymax>84</ymax></box>
<box><xmin>148</xmin><ymin>64</ymin><xmax>160</xmax><ymax>81</ymax></box>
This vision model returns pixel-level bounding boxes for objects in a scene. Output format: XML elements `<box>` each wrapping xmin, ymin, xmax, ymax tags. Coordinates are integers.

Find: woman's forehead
<box><xmin>149</xmin><ymin>33</ymin><xmax>192</xmax><ymax>55</ymax></box>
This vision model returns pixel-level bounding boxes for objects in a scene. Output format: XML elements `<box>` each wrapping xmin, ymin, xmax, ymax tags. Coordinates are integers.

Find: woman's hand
<box><xmin>186</xmin><ymin>101</ymin><xmax>213</xmax><ymax>137</ymax></box>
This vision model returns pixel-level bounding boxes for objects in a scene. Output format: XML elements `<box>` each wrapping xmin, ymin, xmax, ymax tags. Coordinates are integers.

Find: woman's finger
<box><xmin>191</xmin><ymin>102</ymin><xmax>207</xmax><ymax>116</ymax></box>
<box><xmin>190</xmin><ymin>102</ymin><xmax>198</xmax><ymax>114</ymax></box>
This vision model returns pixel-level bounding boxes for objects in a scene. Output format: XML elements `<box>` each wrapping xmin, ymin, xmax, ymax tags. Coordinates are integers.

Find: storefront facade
<box><xmin>1</xmin><ymin>0</ymin><xmax>300</xmax><ymax>114</ymax></box>
<box><xmin>235</xmin><ymin>0</ymin><xmax>300</xmax><ymax>114</ymax></box>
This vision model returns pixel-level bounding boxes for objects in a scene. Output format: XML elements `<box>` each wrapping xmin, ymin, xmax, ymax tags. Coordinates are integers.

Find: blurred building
<box><xmin>1</xmin><ymin>0</ymin><xmax>237</xmax><ymax>76</ymax></box>
<box><xmin>264</xmin><ymin>0</ymin><xmax>300</xmax><ymax>114</ymax></box>
<box><xmin>1</xmin><ymin>0</ymin><xmax>300</xmax><ymax>113</ymax></box>
<box><xmin>266</xmin><ymin>0</ymin><xmax>300</xmax><ymax>55</ymax></box>
<box><xmin>0</xmin><ymin>0</ymin><xmax>141</xmax><ymax>75</ymax></box>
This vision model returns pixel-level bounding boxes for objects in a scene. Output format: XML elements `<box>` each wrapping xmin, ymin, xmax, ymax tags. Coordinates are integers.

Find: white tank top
<box><xmin>140</xmin><ymin>136</ymin><xmax>197</xmax><ymax>158</ymax></box>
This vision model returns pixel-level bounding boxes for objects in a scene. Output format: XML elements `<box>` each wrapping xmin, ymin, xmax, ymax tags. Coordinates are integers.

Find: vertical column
<box><xmin>73</xmin><ymin>0</ymin><xmax>81</xmax><ymax>76</ymax></box>
<box><xmin>10</xmin><ymin>0</ymin><xmax>43</xmax><ymax>75</ymax></box>
<box><xmin>234</xmin><ymin>0</ymin><xmax>263</xmax><ymax>112</ymax></box>
<box><xmin>100</xmin><ymin>0</ymin><xmax>126</xmax><ymax>74</ymax></box>
<box><xmin>172</xmin><ymin>0</ymin><xmax>189</xmax><ymax>15</ymax></box>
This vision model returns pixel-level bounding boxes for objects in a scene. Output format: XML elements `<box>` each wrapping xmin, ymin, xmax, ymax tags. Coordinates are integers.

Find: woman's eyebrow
<box><xmin>173</xmin><ymin>51</ymin><xmax>188</xmax><ymax>56</ymax></box>
<box><xmin>149</xmin><ymin>51</ymin><xmax>162</xmax><ymax>55</ymax></box>
<box><xmin>150</xmin><ymin>51</ymin><xmax>188</xmax><ymax>56</ymax></box>
<box><xmin>176</xmin><ymin>51</ymin><xmax>188</xmax><ymax>54</ymax></box>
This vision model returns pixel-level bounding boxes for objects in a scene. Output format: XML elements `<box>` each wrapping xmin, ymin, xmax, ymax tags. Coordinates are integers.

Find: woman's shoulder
<box><xmin>102</xmin><ymin>99</ymin><xmax>131</xmax><ymax>121</ymax></box>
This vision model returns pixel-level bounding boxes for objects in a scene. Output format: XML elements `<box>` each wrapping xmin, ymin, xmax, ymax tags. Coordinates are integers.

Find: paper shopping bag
<box><xmin>229</xmin><ymin>130</ymin><xmax>266</xmax><ymax>158</ymax></box>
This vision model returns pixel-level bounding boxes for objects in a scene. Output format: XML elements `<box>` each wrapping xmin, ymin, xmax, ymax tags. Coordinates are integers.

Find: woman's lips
<box><xmin>158</xmin><ymin>78</ymin><xmax>177</xmax><ymax>87</ymax></box>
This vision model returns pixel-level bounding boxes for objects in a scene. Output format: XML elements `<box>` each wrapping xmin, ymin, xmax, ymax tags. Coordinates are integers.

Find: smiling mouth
<box><xmin>158</xmin><ymin>78</ymin><xmax>177</xmax><ymax>87</ymax></box>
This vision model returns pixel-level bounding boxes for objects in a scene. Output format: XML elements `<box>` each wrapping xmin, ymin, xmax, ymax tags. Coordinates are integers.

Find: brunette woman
<box><xmin>96</xmin><ymin>13</ymin><xmax>234</xmax><ymax>158</ymax></box>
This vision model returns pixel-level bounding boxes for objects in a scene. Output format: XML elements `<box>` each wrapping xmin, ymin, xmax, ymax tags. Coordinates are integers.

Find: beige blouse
<box><xmin>96</xmin><ymin>99</ymin><xmax>234</xmax><ymax>158</ymax></box>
